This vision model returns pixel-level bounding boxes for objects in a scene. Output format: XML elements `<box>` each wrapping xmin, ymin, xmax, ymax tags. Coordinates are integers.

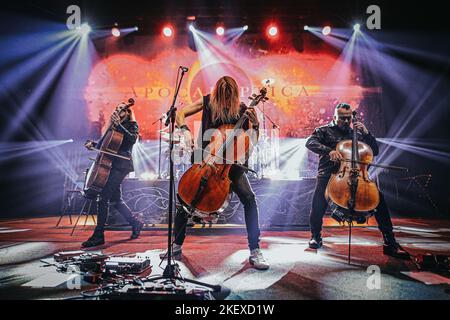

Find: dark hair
<box><xmin>335</xmin><ymin>103</ymin><xmax>351</xmax><ymax>110</ymax></box>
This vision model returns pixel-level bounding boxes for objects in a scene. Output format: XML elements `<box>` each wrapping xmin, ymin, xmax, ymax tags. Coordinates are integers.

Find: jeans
<box><xmin>174</xmin><ymin>165</ymin><xmax>261</xmax><ymax>250</ymax></box>
<box><xmin>309</xmin><ymin>176</ymin><xmax>394</xmax><ymax>237</ymax></box>
<box><xmin>94</xmin><ymin>168</ymin><xmax>138</xmax><ymax>234</ymax></box>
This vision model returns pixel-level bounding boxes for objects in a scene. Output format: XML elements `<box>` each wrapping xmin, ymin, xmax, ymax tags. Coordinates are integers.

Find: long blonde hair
<box><xmin>210</xmin><ymin>76</ymin><xmax>241</xmax><ymax>123</ymax></box>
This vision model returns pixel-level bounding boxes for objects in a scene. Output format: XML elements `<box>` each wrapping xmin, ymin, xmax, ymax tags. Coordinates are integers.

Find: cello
<box><xmin>325</xmin><ymin>111</ymin><xmax>408</xmax><ymax>263</ymax></box>
<box><xmin>177</xmin><ymin>87</ymin><xmax>268</xmax><ymax>218</ymax></box>
<box><xmin>325</xmin><ymin>111</ymin><xmax>408</xmax><ymax>216</ymax></box>
<box><xmin>83</xmin><ymin>98</ymin><xmax>135</xmax><ymax>199</ymax></box>
<box><xmin>325</xmin><ymin>111</ymin><xmax>379</xmax><ymax>216</ymax></box>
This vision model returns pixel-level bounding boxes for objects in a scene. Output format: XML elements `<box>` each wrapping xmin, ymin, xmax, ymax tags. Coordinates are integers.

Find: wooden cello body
<box><xmin>83</xmin><ymin>98</ymin><xmax>135</xmax><ymax>199</ymax></box>
<box><xmin>177</xmin><ymin>87</ymin><xmax>267</xmax><ymax>217</ymax></box>
<box><xmin>325</xmin><ymin>112</ymin><xmax>380</xmax><ymax>213</ymax></box>
<box><xmin>177</xmin><ymin>123</ymin><xmax>243</xmax><ymax>214</ymax></box>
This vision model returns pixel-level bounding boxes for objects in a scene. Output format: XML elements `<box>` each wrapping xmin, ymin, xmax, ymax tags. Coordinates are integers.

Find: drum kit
<box><xmin>155</xmin><ymin>101</ymin><xmax>280</xmax><ymax>181</ymax></box>
<box><xmin>158</xmin><ymin>126</ymin><xmax>192</xmax><ymax>180</ymax></box>
<box><xmin>156</xmin><ymin>122</ymin><xmax>280</xmax><ymax>181</ymax></box>
<box><xmin>155</xmin><ymin>79</ymin><xmax>281</xmax><ymax>181</ymax></box>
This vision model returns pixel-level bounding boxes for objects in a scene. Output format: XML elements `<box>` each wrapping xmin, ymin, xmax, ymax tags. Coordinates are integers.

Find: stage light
<box><xmin>163</xmin><ymin>26</ymin><xmax>173</xmax><ymax>37</ymax></box>
<box><xmin>267</xmin><ymin>25</ymin><xmax>278</xmax><ymax>37</ymax></box>
<box><xmin>112</xmin><ymin>26</ymin><xmax>138</xmax><ymax>36</ymax></box>
<box><xmin>189</xmin><ymin>24</ymin><xmax>195</xmax><ymax>32</ymax></box>
<box><xmin>304</xmin><ymin>25</ymin><xmax>309</xmax><ymax>31</ymax></box>
<box><xmin>111</xmin><ymin>27</ymin><xmax>120</xmax><ymax>37</ymax></box>
<box><xmin>77</xmin><ymin>23</ymin><xmax>91</xmax><ymax>36</ymax></box>
<box><xmin>243</xmin><ymin>25</ymin><xmax>249</xmax><ymax>31</ymax></box>
<box><xmin>216</xmin><ymin>26</ymin><xmax>225</xmax><ymax>36</ymax></box>
<box><xmin>322</xmin><ymin>26</ymin><xmax>331</xmax><ymax>36</ymax></box>
<box><xmin>353</xmin><ymin>23</ymin><xmax>361</xmax><ymax>32</ymax></box>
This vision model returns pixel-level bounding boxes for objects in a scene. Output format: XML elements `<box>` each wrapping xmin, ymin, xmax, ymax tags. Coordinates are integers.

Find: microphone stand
<box><xmin>163</xmin><ymin>67</ymin><xmax>184</xmax><ymax>279</ymax></box>
<box><xmin>152</xmin><ymin>114</ymin><xmax>165</xmax><ymax>179</ymax></box>
<box><xmin>255</xmin><ymin>104</ymin><xmax>280</xmax><ymax>131</ymax></box>
<box><xmin>255</xmin><ymin>103</ymin><xmax>280</xmax><ymax>178</ymax></box>
<box><xmin>260</xmin><ymin>101</ymin><xmax>266</xmax><ymax>178</ymax></box>
<box><xmin>146</xmin><ymin>67</ymin><xmax>221</xmax><ymax>293</ymax></box>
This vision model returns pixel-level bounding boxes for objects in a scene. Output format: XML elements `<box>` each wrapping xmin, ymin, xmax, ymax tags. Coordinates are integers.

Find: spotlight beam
<box><xmin>224</xmin><ymin>26</ymin><xmax>247</xmax><ymax>44</ymax></box>
<box><xmin>2</xmin><ymin>38</ymin><xmax>79</xmax><ymax>141</ymax></box>
<box><xmin>305</xmin><ymin>27</ymin><xmax>349</xmax><ymax>49</ymax></box>
<box><xmin>1</xmin><ymin>34</ymin><xmax>79</xmax><ymax>98</ymax></box>
<box><xmin>0</xmin><ymin>140</ymin><xmax>73</xmax><ymax>162</ymax></box>
<box><xmin>378</xmin><ymin>138</ymin><xmax>450</xmax><ymax>164</ymax></box>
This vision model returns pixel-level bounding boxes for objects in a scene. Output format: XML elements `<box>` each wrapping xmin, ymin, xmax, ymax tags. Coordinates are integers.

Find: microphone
<box><xmin>179</xmin><ymin>66</ymin><xmax>189</xmax><ymax>72</ymax></box>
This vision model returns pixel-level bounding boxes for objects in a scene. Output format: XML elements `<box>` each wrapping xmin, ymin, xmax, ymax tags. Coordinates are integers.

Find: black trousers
<box><xmin>174</xmin><ymin>165</ymin><xmax>261</xmax><ymax>251</ymax></box>
<box><xmin>94</xmin><ymin>168</ymin><xmax>137</xmax><ymax>234</ymax></box>
<box><xmin>310</xmin><ymin>176</ymin><xmax>394</xmax><ymax>237</ymax></box>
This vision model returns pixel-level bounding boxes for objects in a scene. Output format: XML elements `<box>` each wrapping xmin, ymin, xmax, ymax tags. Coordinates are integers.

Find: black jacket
<box><xmin>96</xmin><ymin>120</ymin><xmax>139</xmax><ymax>172</ymax></box>
<box><xmin>305</xmin><ymin>122</ymin><xmax>379</xmax><ymax>177</ymax></box>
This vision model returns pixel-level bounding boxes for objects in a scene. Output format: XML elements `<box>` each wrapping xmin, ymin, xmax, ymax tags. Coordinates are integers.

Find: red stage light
<box><xmin>111</xmin><ymin>27</ymin><xmax>120</xmax><ymax>37</ymax></box>
<box><xmin>267</xmin><ymin>25</ymin><xmax>278</xmax><ymax>37</ymax></box>
<box><xmin>322</xmin><ymin>26</ymin><xmax>331</xmax><ymax>36</ymax></box>
<box><xmin>162</xmin><ymin>26</ymin><xmax>174</xmax><ymax>37</ymax></box>
<box><xmin>216</xmin><ymin>26</ymin><xmax>225</xmax><ymax>36</ymax></box>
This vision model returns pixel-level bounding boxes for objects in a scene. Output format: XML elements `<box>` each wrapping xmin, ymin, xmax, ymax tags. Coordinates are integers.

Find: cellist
<box><xmin>159</xmin><ymin>76</ymin><xmax>269</xmax><ymax>270</ymax></box>
<box><xmin>305</xmin><ymin>103</ymin><xmax>409</xmax><ymax>259</ymax></box>
<box><xmin>81</xmin><ymin>104</ymin><xmax>143</xmax><ymax>248</ymax></box>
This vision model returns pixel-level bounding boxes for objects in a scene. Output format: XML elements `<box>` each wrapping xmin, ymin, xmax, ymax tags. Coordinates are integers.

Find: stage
<box><xmin>1</xmin><ymin>0</ymin><xmax>449</xmax><ymax>307</ymax></box>
<box><xmin>0</xmin><ymin>216</ymin><xmax>449</xmax><ymax>300</ymax></box>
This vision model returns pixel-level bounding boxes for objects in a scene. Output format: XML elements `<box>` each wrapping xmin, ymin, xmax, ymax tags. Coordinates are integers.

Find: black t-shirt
<box><xmin>191</xmin><ymin>94</ymin><xmax>250</xmax><ymax>166</ymax></box>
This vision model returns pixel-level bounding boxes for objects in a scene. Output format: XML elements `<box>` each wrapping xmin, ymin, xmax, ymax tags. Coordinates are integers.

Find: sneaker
<box><xmin>308</xmin><ymin>235</ymin><xmax>323</xmax><ymax>249</ymax></box>
<box><xmin>159</xmin><ymin>243</ymin><xmax>182</xmax><ymax>259</ymax></box>
<box><xmin>249</xmin><ymin>249</ymin><xmax>270</xmax><ymax>270</ymax></box>
<box><xmin>130</xmin><ymin>221</ymin><xmax>144</xmax><ymax>239</ymax></box>
<box><xmin>81</xmin><ymin>234</ymin><xmax>105</xmax><ymax>248</ymax></box>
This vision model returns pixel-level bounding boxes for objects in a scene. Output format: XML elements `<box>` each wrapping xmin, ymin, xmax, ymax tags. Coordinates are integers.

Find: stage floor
<box><xmin>0</xmin><ymin>217</ymin><xmax>449</xmax><ymax>300</ymax></box>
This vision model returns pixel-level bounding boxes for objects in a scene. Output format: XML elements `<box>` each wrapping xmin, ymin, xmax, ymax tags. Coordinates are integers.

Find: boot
<box><xmin>382</xmin><ymin>232</ymin><xmax>410</xmax><ymax>259</ymax></box>
<box><xmin>130</xmin><ymin>220</ymin><xmax>144</xmax><ymax>239</ymax></box>
<box><xmin>82</xmin><ymin>230</ymin><xmax>105</xmax><ymax>248</ymax></box>
<box><xmin>308</xmin><ymin>233</ymin><xmax>323</xmax><ymax>249</ymax></box>
<box><xmin>113</xmin><ymin>201</ymin><xmax>143</xmax><ymax>240</ymax></box>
